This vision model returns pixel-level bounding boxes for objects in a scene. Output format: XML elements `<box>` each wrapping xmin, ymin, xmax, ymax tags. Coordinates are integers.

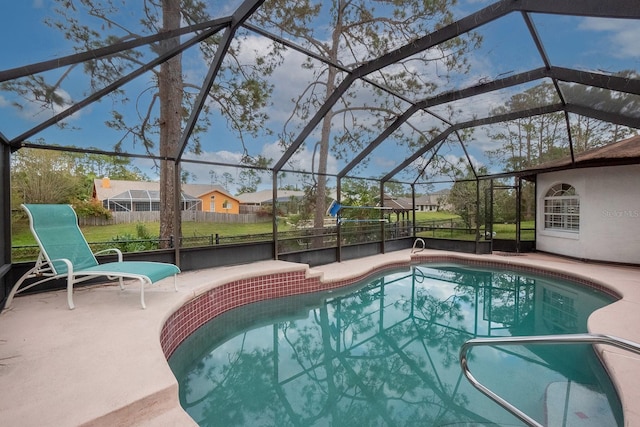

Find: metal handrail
<box><xmin>411</xmin><ymin>237</ymin><xmax>425</xmax><ymax>253</ymax></box>
<box><xmin>459</xmin><ymin>333</ymin><xmax>640</xmax><ymax>427</ymax></box>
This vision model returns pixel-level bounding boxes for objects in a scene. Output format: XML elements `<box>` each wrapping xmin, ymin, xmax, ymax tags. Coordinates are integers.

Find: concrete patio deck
<box><xmin>1</xmin><ymin>249</ymin><xmax>639</xmax><ymax>426</ymax></box>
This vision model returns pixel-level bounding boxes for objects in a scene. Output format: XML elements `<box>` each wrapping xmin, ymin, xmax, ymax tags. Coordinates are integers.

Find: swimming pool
<box><xmin>169</xmin><ymin>263</ymin><xmax>622</xmax><ymax>426</ymax></box>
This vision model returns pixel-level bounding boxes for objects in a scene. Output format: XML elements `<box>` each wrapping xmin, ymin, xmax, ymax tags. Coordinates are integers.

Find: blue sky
<box><xmin>1</xmin><ymin>1</ymin><xmax>639</xmax><ymax>193</ymax></box>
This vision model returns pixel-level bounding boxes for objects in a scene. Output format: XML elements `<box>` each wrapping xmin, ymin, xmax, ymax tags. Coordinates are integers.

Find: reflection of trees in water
<box><xmin>183</xmin><ymin>337</ymin><xmax>284</xmax><ymax>426</ymax></box>
<box><xmin>178</xmin><ymin>266</ymin><xmax>574</xmax><ymax>426</ymax></box>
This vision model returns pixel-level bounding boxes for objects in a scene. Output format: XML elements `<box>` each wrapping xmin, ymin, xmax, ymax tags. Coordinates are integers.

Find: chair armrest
<box><xmin>93</xmin><ymin>248</ymin><xmax>124</xmax><ymax>262</ymax></box>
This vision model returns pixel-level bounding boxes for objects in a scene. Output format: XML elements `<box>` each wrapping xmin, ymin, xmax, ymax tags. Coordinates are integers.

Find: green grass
<box><xmin>415</xmin><ymin>220</ymin><xmax>536</xmax><ymax>241</ymax></box>
<box><xmin>414</xmin><ymin>211</ymin><xmax>460</xmax><ymax>221</ymax></box>
<box><xmin>11</xmin><ymin>212</ymin><xmax>534</xmax><ymax>247</ymax></box>
<box><xmin>11</xmin><ymin>218</ymin><xmax>282</xmax><ymax>247</ymax></box>
<box><xmin>492</xmin><ymin>221</ymin><xmax>535</xmax><ymax>240</ymax></box>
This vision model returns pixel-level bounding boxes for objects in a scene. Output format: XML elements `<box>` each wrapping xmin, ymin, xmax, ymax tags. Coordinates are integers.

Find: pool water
<box><xmin>169</xmin><ymin>264</ymin><xmax>622</xmax><ymax>426</ymax></box>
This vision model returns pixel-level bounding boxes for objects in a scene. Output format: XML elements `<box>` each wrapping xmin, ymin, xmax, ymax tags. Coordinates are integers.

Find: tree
<box><xmin>447</xmin><ymin>165</ymin><xmax>489</xmax><ymax>232</ymax></box>
<box><xmin>11</xmin><ymin>148</ymin><xmax>81</xmax><ymax>207</ymax></box>
<box><xmin>384</xmin><ymin>181</ymin><xmax>410</xmax><ymax>198</ymax></box>
<box><xmin>341</xmin><ymin>178</ymin><xmax>379</xmax><ymax>207</ymax></box>
<box><xmin>3</xmin><ymin>0</ymin><xmax>276</xmax><ymax>248</ymax></box>
<box><xmin>236</xmin><ymin>155</ymin><xmax>271</xmax><ymax>194</ymax></box>
<box><xmin>486</xmin><ymin>83</ymin><xmax>566</xmax><ymax>172</ymax></box>
<box><xmin>487</xmin><ymin>80</ymin><xmax>639</xmax><ymax>171</ymax></box>
<box><xmin>71</xmin><ymin>151</ymin><xmax>148</xmax><ymax>196</ymax></box>
<box><xmin>11</xmin><ymin>146</ymin><xmax>148</xmax><ymax>208</ymax></box>
<box><xmin>253</xmin><ymin>0</ymin><xmax>481</xmax><ymax>235</ymax></box>
<box><xmin>562</xmin><ymin>71</ymin><xmax>639</xmax><ymax>152</ymax></box>
<box><xmin>485</xmin><ymin>80</ymin><xmax>639</xmax><ymax>223</ymax></box>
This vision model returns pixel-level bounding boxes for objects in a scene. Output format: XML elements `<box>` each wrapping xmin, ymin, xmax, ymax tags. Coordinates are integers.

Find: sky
<box><xmin>1</xmin><ymin>1</ymin><xmax>639</xmax><ymax>194</ymax></box>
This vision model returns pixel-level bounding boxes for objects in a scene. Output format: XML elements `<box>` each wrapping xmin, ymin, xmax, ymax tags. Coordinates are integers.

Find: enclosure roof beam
<box><xmin>174</xmin><ymin>0</ymin><xmax>266</xmax><ymax>161</ymax></box>
<box><xmin>244</xmin><ymin>23</ymin><xmax>408</xmax><ymax>104</ymax></box>
<box><xmin>276</xmin><ymin>0</ymin><xmax>640</xmax><ymax>174</ymax></box>
<box><xmin>338</xmin><ymin>104</ymin><xmax>420</xmax><ymax>179</ymax></box>
<box><xmin>175</xmin><ymin>26</ymin><xmax>235</xmax><ymax>162</ymax></box>
<box><xmin>456</xmin><ymin>103</ymin><xmax>564</xmax><ymax>130</ymax></box>
<box><xmin>515</xmin><ymin>0</ymin><xmax>640</xmax><ymax>19</ymax></box>
<box><xmin>0</xmin><ymin>17</ymin><xmax>232</xmax><ymax>83</ymax></box>
<box><xmin>383</xmin><ymin>104</ymin><xmax>564</xmax><ymax>183</ymax></box>
<box><xmin>319</xmin><ymin>60</ymin><xmax>639</xmax><ymax>179</ymax></box>
<box><xmin>419</xmin><ymin>68</ymin><xmax>550</xmax><ymax>109</ymax></box>
<box><xmin>550</xmin><ymin>67</ymin><xmax>640</xmax><ymax>95</ymax></box>
<box><xmin>381</xmin><ymin>128</ymin><xmax>454</xmax><ymax>183</ymax></box>
<box><xmin>522</xmin><ymin>12</ymin><xmax>568</xmax><ymax>106</ymax></box>
<box><xmin>342</xmin><ymin>62</ymin><xmax>639</xmax><ymax>178</ymax></box>
<box><xmin>9</xmin><ymin>28</ymin><xmax>220</xmax><ymax>148</ymax></box>
<box><xmin>272</xmin><ymin>0</ymin><xmax>520</xmax><ymax>172</ymax></box>
<box><xmin>349</xmin><ymin>0</ymin><xmax>640</xmax><ymax>80</ymax></box>
<box><xmin>412</xmin><ymin>141</ymin><xmax>446</xmax><ymax>186</ymax></box>
<box><xmin>345</xmin><ymin>68</ymin><xmax>550</xmax><ymax>177</ymax></box>
<box><xmin>565</xmin><ymin>104</ymin><xmax>640</xmax><ymax>130</ymax></box>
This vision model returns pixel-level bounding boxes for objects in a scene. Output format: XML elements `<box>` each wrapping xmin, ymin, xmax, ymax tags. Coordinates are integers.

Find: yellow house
<box><xmin>93</xmin><ymin>179</ymin><xmax>240</xmax><ymax>214</ymax></box>
<box><xmin>187</xmin><ymin>185</ymin><xmax>240</xmax><ymax>214</ymax></box>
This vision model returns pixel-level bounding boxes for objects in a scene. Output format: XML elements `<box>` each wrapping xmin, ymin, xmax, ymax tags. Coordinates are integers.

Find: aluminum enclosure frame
<box><xmin>2</xmin><ymin>1</ymin><xmax>640</xmax><ymax>304</ymax></box>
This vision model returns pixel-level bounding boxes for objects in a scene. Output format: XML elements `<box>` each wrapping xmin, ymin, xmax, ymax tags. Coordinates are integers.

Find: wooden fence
<box><xmin>78</xmin><ymin>210</ymin><xmax>265</xmax><ymax>226</ymax></box>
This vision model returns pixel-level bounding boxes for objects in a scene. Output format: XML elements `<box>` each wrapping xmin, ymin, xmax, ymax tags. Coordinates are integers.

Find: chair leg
<box><xmin>173</xmin><ymin>275</ymin><xmax>178</xmax><ymax>292</ymax></box>
<box><xmin>67</xmin><ymin>276</ymin><xmax>75</xmax><ymax>310</ymax></box>
<box><xmin>4</xmin><ymin>265</ymin><xmax>39</xmax><ymax>310</ymax></box>
<box><xmin>139</xmin><ymin>278</ymin><xmax>146</xmax><ymax>309</ymax></box>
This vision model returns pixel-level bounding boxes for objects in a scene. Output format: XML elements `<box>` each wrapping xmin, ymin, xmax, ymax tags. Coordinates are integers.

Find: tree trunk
<box><xmin>311</xmin><ymin>2</ymin><xmax>343</xmax><ymax>248</ymax></box>
<box><xmin>158</xmin><ymin>0</ymin><xmax>183</xmax><ymax>248</ymax></box>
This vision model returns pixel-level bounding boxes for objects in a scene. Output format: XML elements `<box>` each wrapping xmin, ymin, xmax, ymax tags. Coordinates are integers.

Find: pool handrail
<box><xmin>459</xmin><ymin>333</ymin><xmax>640</xmax><ymax>427</ymax></box>
<box><xmin>411</xmin><ymin>237</ymin><xmax>425</xmax><ymax>253</ymax></box>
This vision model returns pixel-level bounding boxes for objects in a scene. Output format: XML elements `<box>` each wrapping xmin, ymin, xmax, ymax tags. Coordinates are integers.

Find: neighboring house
<box><xmin>414</xmin><ymin>191</ymin><xmax>451</xmax><ymax>212</ymax></box>
<box><xmin>521</xmin><ymin>135</ymin><xmax>640</xmax><ymax>265</ymax></box>
<box><xmin>236</xmin><ymin>189</ymin><xmax>305</xmax><ymax>206</ymax></box>
<box><xmin>414</xmin><ymin>195</ymin><xmax>438</xmax><ymax>212</ymax></box>
<box><xmin>236</xmin><ymin>189</ymin><xmax>305</xmax><ymax>214</ymax></box>
<box><xmin>92</xmin><ymin>178</ymin><xmax>240</xmax><ymax>214</ymax></box>
<box><xmin>383</xmin><ymin>190</ymin><xmax>451</xmax><ymax>213</ymax></box>
<box><xmin>182</xmin><ymin>183</ymin><xmax>240</xmax><ymax>214</ymax></box>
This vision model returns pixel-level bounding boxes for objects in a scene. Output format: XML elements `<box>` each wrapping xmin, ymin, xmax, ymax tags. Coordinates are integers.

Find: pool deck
<box><xmin>1</xmin><ymin>249</ymin><xmax>639</xmax><ymax>426</ymax></box>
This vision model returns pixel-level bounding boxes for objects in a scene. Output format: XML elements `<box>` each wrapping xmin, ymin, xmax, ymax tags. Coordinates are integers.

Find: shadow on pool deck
<box><xmin>1</xmin><ymin>249</ymin><xmax>639</xmax><ymax>426</ymax></box>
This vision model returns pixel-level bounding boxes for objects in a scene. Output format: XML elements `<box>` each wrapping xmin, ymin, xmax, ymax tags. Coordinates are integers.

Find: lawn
<box><xmin>415</xmin><ymin>220</ymin><xmax>536</xmax><ymax>241</ymax></box>
<box><xmin>11</xmin><ymin>218</ymin><xmax>281</xmax><ymax>246</ymax></box>
<box><xmin>12</xmin><ymin>211</ymin><xmax>462</xmax><ymax>245</ymax></box>
<box><xmin>11</xmin><ymin>212</ymin><xmax>534</xmax><ymax>250</ymax></box>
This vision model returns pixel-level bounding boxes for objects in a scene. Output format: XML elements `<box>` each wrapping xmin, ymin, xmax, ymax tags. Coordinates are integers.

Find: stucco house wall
<box><xmin>198</xmin><ymin>189</ymin><xmax>240</xmax><ymax>214</ymax></box>
<box><xmin>536</xmin><ymin>164</ymin><xmax>640</xmax><ymax>264</ymax></box>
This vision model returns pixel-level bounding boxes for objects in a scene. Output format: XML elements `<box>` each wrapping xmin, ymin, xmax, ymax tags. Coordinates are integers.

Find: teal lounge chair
<box><xmin>5</xmin><ymin>204</ymin><xmax>180</xmax><ymax>310</ymax></box>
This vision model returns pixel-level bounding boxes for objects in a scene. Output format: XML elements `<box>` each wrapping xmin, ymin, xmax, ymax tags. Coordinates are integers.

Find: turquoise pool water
<box><xmin>169</xmin><ymin>264</ymin><xmax>622</xmax><ymax>426</ymax></box>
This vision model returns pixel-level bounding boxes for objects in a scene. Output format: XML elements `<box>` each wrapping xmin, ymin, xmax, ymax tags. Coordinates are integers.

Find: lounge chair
<box><xmin>5</xmin><ymin>204</ymin><xmax>180</xmax><ymax>310</ymax></box>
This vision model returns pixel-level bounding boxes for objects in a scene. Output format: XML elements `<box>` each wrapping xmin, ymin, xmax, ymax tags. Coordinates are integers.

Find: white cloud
<box><xmin>262</xmin><ymin>140</ymin><xmax>338</xmax><ymax>176</ymax></box>
<box><xmin>176</xmin><ymin>139</ymin><xmax>338</xmax><ymax>193</ymax></box>
<box><xmin>579</xmin><ymin>17</ymin><xmax>640</xmax><ymax>58</ymax></box>
<box><xmin>8</xmin><ymin>87</ymin><xmax>84</xmax><ymax>124</ymax></box>
<box><xmin>374</xmin><ymin>155</ymin><xmax>398</xmax><ymax>170</ymax></box>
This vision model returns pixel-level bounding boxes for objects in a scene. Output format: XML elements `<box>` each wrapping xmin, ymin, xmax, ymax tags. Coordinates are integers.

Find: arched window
<box><xmin>544</xmin><ymin>183</ymin><xmax>579</xmax><ymax>232</ymax></box>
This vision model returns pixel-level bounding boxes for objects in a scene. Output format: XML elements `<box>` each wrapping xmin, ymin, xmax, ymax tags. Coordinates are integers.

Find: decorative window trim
<box><xmin>543</xmin><ymin>183</ymin><xmax>579</xmax><ymax>233</ymax></box>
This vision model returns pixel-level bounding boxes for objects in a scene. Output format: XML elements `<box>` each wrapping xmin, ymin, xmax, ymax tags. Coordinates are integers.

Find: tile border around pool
<box><xmin>160</xmin><ymin>253</ymin><xmax>621</xmax><ymax>360</ymax></box>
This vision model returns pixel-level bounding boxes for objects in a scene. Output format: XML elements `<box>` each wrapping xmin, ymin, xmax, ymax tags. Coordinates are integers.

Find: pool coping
<box><xmin>1</xmin><ymin>249</ymin><xmax>639</xmax><ymax>426</ymax></box>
